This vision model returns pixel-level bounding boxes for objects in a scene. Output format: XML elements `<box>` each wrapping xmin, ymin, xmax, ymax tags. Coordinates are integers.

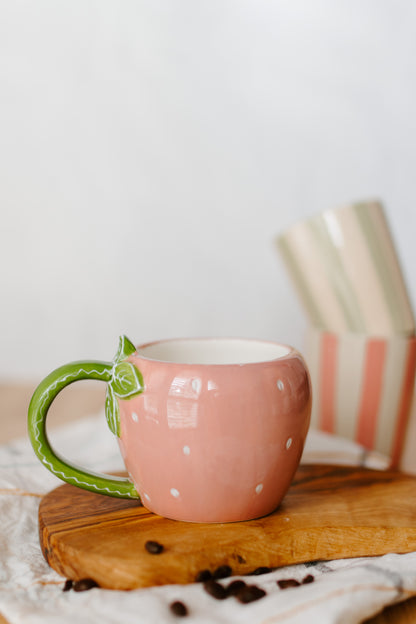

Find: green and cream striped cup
<box><xmin>277</xmin><ymin>200</ymin><xmax>415</xmax><ymax>334</ymax></box>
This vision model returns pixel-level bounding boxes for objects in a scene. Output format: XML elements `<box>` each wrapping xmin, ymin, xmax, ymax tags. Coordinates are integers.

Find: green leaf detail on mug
<box><xmin>105</xmin><ymin>336</ymin><xmax>144</xmax><ymax>437</ymax></box>
<box><xmin>114</xmin><ymin>335</ymin><xmax>137</xmax><ymax>363</ymax></box>
<box><xmin>105</xmin><ymin>386</ymin><xmax>120</xmax><ymax>437</ymax></box>
<box><xmin>111</xmin><ymin>361</ymin><xmax>144</xmax><ymax>398</ymax></box>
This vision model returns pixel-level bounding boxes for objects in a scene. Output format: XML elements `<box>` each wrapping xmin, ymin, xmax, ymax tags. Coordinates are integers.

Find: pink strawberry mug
<box><xmin>28</xmin><ymin>336</ymin><xmax>311</xmax><ymax>522</ymax></box>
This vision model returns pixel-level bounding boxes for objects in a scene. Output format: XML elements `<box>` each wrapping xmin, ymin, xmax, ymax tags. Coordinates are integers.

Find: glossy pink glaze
<box><xmin>118</xmin><ymin>339</ymin><xmax>311</xmax><ymax>522</ymax></box>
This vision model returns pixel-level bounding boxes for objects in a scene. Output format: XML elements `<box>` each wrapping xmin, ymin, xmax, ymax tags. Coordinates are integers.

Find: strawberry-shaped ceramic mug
<box><xmin>28</xmin><ymin>336</ymin><xmax>312</xmax><ymax>522</ymax></box>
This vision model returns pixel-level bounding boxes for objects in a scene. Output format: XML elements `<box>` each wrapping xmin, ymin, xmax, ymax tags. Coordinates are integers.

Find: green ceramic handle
<box><xmin>27</xmin><ymin>336</ymin><xmax>143</xmax><ymax>499</ymax></box>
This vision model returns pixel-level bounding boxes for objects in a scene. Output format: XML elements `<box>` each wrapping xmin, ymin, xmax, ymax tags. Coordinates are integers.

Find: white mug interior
<box><xmin>136</xmin><ymin>337</ymin><xmax>292</xmax><ymax>365</ymax></box>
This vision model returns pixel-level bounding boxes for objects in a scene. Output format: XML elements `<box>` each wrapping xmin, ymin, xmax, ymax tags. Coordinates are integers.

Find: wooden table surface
<box><xmin>1</xmin><ymin>382</ymin><xmax>416</xmax><ymax>624</ymax></box>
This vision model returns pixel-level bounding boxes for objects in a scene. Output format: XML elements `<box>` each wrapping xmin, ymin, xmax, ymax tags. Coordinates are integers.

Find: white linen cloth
<box><xmin>1</xmin><ymin>412</ymin><xmax>416</xmax><ymax>624</ymax></box>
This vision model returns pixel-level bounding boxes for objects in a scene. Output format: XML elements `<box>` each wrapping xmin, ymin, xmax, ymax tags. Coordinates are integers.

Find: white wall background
<box><xmin>0</xmin><ymin>0</ymin><xmax>415</xmax><ymax>379</ymax></box>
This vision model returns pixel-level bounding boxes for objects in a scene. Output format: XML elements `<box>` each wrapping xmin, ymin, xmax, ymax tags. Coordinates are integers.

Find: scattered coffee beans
<box><xmin>213</xmin><ymin>565</ymin><xmax>232</xmax><ymax>580</ymax></box>
<box><xmin>72</xmin><ymin>578</ymin><xmax>99</xmax><ymax>592</ymax></box>
<box><xmin>202</xmin><ymin>577</ymin><xmax>266</xmax><ymax>605</ymax></box>
<box><xmin>63</xmin><ymin>579</ymin><xmax>73</xmax><ymax>592</ymax></box>
<box><xmin>250</xmin><ymin>566</ymin><xmax>272</xmax><ymax>576</ymax></box>
<box><xmin>170</xmin><ymin>601</ymin><xmax>188</xmax><ymax>617</ymax></box>
<box><xmin>236</xmin><ymin>584</ymin><xmax>266</xmax><ymax>603</ymax></box>
<box><xmin>145</xmin><ymin>540</ymin><xmax>164</xmax><ymax>554</ymax></box>
<box><xmin>203</xmin><ymin>580</ymin><xmax>228</xmax><ymax>600</ymax></box>
<box><xmin>195</xmin><ymin>569</ymin><xmax>212</xmax><ymax>582</ymax></box>
<box><xmin>277</xmin><ymin>578</ymin><xmax>300</xmax><ymax>589</ymax></box>
<box><xmin>226</xmin><ymin>580</ymin><xmax>246</xmax><ymax>596</ymax></box>
<box><xmin>276</xmin><ymin>575</ymin><xmax>315</xmax><ymax>589</ymax></box>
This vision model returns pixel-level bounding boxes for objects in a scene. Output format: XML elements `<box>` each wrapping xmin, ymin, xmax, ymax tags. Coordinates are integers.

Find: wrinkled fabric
<box><xmin>1</xmin><ymin>413</ymin><xmax>415</xmax><ymax>624</ymax></box>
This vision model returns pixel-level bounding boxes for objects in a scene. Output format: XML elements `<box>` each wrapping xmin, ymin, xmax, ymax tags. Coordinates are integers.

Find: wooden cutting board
<box><xmin>38</xmin><ymin>464</ymin><xmax>416</xmax><ymax>590</ymax></box>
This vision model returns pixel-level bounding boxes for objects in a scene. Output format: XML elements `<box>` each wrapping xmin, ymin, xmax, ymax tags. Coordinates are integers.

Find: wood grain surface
<box><xmin>39</xmin><ymin>463</ymin><xmax>416</xmax><ymax>590</ymax></box>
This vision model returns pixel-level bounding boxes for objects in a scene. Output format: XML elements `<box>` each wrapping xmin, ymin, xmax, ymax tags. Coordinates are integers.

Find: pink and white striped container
<box><xmin>304</xmin><ymin>328</ymin><xmax>416</xmax><ymax>467</ymax></box>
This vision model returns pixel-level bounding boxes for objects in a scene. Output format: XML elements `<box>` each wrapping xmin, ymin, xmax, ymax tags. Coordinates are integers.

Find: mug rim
<box><xmin>133</xmin><ymin>336</ymin><xmax>297</xmax><ymax>366</ymax></box>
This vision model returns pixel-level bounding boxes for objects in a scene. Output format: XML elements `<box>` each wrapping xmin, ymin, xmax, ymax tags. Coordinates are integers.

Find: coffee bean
<box><xmin>302</xmin><ymin>574</ymin><xmax>315</xmax><ymax>584</ymax></box>
<box><xmin>145</xmin><ymin>540</ymin><xmax>164</xmax><ymax>554</ymax></box>
<box><xmin>195</xmin><ymin>569</ymin><xmax>212</xmax><ymax>582</ymax></box>
<box><xmin>62</xmin><ymin>579</ymin><xmax>73</xmax><ymax>592</ymax></box>
<box><xmin>213</xmin><ymin>565</ymin><xmax>232</xmax><ymax>579</ymax></box>
<box><xmin>170</xmin><ymin>601</ymin><xmax>188</xmax><ymax>617</ymax></box>
<box><xmin>226</xmin><ymin>580</ymin><xmax>246</xmax><ymax>596</ymax></box>
<box><xmin>203</xmin><ymin>580</ymin><xmax>228</xmax><ymax>600</ymax></box>
<box><xmin>277</xmin><ymin>578</ymin><xmax>300</xmax><ymax>589</ymax></box>
<box><xmin>236</xmin><ymin>585</ymin><xmax>266</xmax><ymax>603</ymax></box>
<box><xmin>72</xmin><ymin>578</ymin><xmax>99</xmax><ymax>592</ymax></box>
<box><xmin>250</xmin><ymin>566</ymin><xmax>272</xmax><ymax>576</ymax></box>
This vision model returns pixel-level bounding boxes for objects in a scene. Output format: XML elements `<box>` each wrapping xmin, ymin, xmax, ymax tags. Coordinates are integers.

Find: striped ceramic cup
<box><xmin>304</xmin><ymin>328</ymin><xmax>416</xmax><ymax>467</ymax></box>
<box><xmin>276</xmin><ymin>200</ymin><xmax>415</xmax><ymax>334</ymax></box>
